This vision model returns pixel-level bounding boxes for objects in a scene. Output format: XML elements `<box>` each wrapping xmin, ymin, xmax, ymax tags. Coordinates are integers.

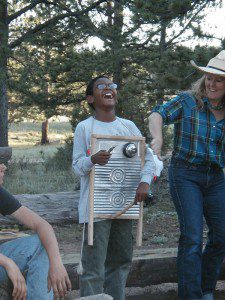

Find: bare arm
<box><xmin>148</xmin><ymin>112</ymin><xmax>164</xmax><ymax>160</ymax></box>
<box><xmin>0</xmin><ymin>165</ymin><xmax>27</xmax><ymax>299</ymax></box>
<box><xmin>0</xmin><ymin>253</ymin><xmax>27</xmax><ymax>300</ymax></box>
<box><xmin>12</xmin><ymin>207</ymin><xmax>71</xmax><ymax>298</ymax></box>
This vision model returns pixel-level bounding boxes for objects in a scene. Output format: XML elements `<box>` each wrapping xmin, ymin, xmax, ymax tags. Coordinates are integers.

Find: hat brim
<box><xmin>190</xmin><ymin>60</ymin><xmax>225</xmax><ymax>77</ymax></box>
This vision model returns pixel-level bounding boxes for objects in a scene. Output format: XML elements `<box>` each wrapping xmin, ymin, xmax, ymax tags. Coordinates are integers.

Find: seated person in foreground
<box><xmin>0</xmin><ymin>163</ymin><xmax>71</xmax><ymax>299</ymax></box>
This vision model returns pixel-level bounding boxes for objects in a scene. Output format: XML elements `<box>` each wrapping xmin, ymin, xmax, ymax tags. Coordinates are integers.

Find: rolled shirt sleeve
<box><xmin>0</xmin><ymin>187</ymin><xmax>21</xmax><ymax>216</ymax></box>
<box><xmin>152</xmin><ymin>95</ymin><xmax>184</xmax><ymax>125</ymax></box>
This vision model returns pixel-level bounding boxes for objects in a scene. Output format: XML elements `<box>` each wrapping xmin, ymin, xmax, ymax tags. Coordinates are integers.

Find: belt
<box><xmin>171</xmin><ymin>157</ymin><xmax>223</xmax><ymax>172</ymax></box>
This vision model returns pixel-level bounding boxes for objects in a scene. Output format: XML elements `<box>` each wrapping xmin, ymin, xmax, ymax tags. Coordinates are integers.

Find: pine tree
<box><xmin>67</xmin><ymin>0</ymin><xmax>222</xmax><ymax>135</ymax></box>
<box><xmin>0</xmin><ymin>0</ymin><xmax>107</xmax><ymax>146</ymax></box>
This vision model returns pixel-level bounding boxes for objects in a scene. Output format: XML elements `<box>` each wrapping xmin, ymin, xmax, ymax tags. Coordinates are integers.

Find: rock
<box><xmin>77</xmin><ymin>294</ymin><xmax>113</xmax><ymax>300</ymax></box>
<box><xmin>125</xmin><ymin>283</ymin><xmax>177</xmax><ymax>299</ymax></box>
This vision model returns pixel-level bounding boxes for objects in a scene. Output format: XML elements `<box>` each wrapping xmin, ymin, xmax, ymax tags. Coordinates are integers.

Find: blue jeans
<box><xmin>80</xmin><ymin>219</ymin><xmax>133</xmax><ymax>300</ymax></box>
<box><xmin>169</xmin><ymin>158</ymin><xmax>225</xmax><ymax>300</ymax></box>
<box><xmin>0</xmin><ymin>235</ymin><xmax>53</xmax><ymax>299</ymax></box>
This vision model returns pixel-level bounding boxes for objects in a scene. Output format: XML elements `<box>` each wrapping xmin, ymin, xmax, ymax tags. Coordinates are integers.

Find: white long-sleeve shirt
<box><xmin>72</xmin><ymin>116</ymin><xmax>156</xmax><ymax>223</ymax></box>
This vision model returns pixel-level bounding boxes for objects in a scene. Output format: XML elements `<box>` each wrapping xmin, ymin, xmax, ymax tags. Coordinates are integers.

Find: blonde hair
<box><xmin>188</xmin><ymin>74</ymin><xmax>225</xmax><ymax>108</ymax></box>
<box><xmin>188</xmin><ymin>75</ymin><xmax>206</xmax><ymax>108</ymax></box>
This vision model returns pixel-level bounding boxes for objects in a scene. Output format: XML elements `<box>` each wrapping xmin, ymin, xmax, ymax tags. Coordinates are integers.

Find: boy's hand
<box><xmin>0</xmin><ymin>164</ymin><xmax>6</xmax><ymax>185</ymax></box>
<box><xmin>135</xmin><ymin>182</ymin><xmax>150</xmax><ymax>202</ymax></box>
<box><xmin>5</xmin><ymin>258</ymin><xmax>27</xmax><ymax>300</ymax></box>
<box><xmin>91</xmin><ymin>150</ymin><xmax>111</xmax><ymax>166</ymax></box>
<box><xmin>48</xmin><ymin>263</ymin><xmax>72</xmax><ymax>298</ymax></box>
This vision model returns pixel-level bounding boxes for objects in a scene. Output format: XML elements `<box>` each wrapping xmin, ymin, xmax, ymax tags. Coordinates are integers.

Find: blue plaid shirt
<box><xmin>153</xmin><ymin>92</ymin><xmax>225</xmax><ymax>167</ymax></box>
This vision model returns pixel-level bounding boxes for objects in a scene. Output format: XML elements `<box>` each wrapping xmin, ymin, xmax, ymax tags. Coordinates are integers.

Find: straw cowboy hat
<box><xmin>190</xmin><ymin>50</ymin><xmax>225</xmax><ymax>77</ymax></box>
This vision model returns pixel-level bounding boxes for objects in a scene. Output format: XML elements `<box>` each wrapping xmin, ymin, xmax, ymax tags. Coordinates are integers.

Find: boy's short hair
<box><xmin>86</xmin><ymin>75</ymin><xmax>109</xmax><ymax>110</ymax></box>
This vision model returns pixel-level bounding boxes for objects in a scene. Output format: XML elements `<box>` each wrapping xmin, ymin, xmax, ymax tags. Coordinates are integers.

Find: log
<box><xmin>63</xmin><ymin>248</ymin><xmax>225</xmax><ymax>291</ymax></box>
<box><xmin>61</xmin><ymin>248</ymin><xmax>225</xmax><ymax>290</ymax></box>
<box><xmin>0</xmin><ymin>191</ymin><xmax>80</xmax><ymax>225</ymax></box>
<box><xmin>2</xmin><ymin>247</ymin><xmax>225</xmax><ymax>297</ymax></box>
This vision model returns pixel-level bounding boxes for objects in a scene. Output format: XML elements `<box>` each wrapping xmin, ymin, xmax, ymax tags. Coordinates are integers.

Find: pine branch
<box><xmin>166</xmin><ymin>2</ymin><xmax>209</xmax><ymax>47</ymax></box>
<box><xmin>7</xmin><ymin>0</ymin><xmax>55</xmax><ymax>23</ymax></box>
<box><xmin>9</xmin><ymin>0</ymin><xmax>107</xmax><ymax>49</ymax></box>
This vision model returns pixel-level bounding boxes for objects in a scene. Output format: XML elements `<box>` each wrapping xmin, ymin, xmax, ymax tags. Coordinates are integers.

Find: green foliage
<box><xmin>2</xmin><ymin>0</ymin><xmax>224</xmax><ymax>150</ymax></box>
<box><xmin>162</xmin><ymin>125</ymin><xmax>174</xmax><ymax>154</ymax></box>
<box><xmin>45</xmin><ymin>137</ymin><xmax>74</xmax><ymax>171</ymax></box>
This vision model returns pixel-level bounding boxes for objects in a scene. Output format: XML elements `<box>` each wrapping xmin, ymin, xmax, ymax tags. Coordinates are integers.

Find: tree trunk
<box><xmin>0</xmin><ymin>1</ymin><xmax>9</xmax><ymax>147</ymax></box>
<box><xmin>41</xmin><ymin>119</ymin><xmax>49</xmax><ymax>145</ymax></box>
<box><xmin>112</xmin><ymin>0</ymin><xmax>123</xmax><ymax>86</ymax></box>
<box><xmin>159</xmin><ymin>20</ymin><xmax>167</xmax><ymax>54</ymax></box>
<box><xmin>107</xmin><ymin>1</ymin><xmax>113</xmax><ymax>27</ymax></box>
<box><xmin>112</xmin><ymin>0</ymin><xmax>124</xmax><ymax>116</ymax></box>
<box><xmin>0</xmin><ymin>146</ymin><xmax>12</xmax><ymax>164</ymax></box>
<box><xmin>156</xmin><ymin>20</ymin><xmax>167</xmax><ymax>105</ymax></box>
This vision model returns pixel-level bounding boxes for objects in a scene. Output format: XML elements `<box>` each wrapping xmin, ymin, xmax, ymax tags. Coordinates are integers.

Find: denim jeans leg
<box><xmin>80</xmin><ymin>220</ymin><xmax>111</xmax><ymax>297</ymax></box>
<box><xmin>202</xmin><ymin>293</ymin><xmax>213</xmax><ymax>300</ymax></box>
<box><xmin>104</xmin><ymin>220</ymin><xmax>133</xmax><ymax>300</ymax></box>
<box><xmin>169</xmin><ymin>164</ymin><xmax>204</xmax><ymax>299</ymax></box>
<box><xmin>0</xmin><ymin>235</ymin><xmax>53</xmax><ymax>300</ymax></box>
<box><xmin>202</xmin><ymin>171</ymin><xmax>225</xmax><ymax>295</ymax></box>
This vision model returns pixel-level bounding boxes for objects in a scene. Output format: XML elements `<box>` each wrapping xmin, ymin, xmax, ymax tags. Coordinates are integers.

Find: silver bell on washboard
<box><xmin>88</xmin><ymin>134</ymin><xmax>145</xmax><ymax>246</ymax></box>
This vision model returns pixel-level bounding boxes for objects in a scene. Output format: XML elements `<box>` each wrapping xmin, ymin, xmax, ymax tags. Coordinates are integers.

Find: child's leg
<box><xmin>80</xmin><ymin>220</ymin><xmax>111</xmax><ymax>297</ymax></box>
<box><xmin>0</xmin><ymin>235</ymin><xmax>53</xmax><ymax>300</ymax></box>
<box><xmin>104</xmin><ymin>220</ymin><xmax>133</xmax><ymax>300</ymax></box>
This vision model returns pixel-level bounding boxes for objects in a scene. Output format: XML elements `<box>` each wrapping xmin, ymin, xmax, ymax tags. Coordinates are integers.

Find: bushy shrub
<box><xmin>45</xmin><ymin>137</ymin><xmax>73</xmax><ymax>170</ymax></box>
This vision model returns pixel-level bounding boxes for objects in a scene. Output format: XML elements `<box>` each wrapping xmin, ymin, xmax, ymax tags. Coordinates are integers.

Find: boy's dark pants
<box><xmin>80</xmin><ymin>219</ymin><xmax>133</xmax><ymax>300</ymax></box>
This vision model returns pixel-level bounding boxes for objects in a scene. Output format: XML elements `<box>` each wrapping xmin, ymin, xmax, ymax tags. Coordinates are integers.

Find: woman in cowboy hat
<box><xmin>148</xmin><ymin>50</ymin><xmax>225</xmax><ymax>300</ymax></box>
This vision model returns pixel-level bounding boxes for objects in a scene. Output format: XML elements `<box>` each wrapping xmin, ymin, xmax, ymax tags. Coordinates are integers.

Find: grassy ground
<box><xmin>4</xmin><ymin>121</ymin><xmax>78</xmax><ymax>194</ymax></box>
<box><xmin>9</xmin><ymin>121</ymin><xmax>72</xmax><ymax>148</ymax></box>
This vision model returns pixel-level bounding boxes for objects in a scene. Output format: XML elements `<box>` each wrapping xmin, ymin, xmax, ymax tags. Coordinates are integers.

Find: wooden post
<box><xmin>136</xmin><ymin>201</ymin><xmax>143</xmax><ymax>246</ymax></box>
<box><xmin>41</xmin><ymin>119</ymin><xmax>49</xmax><ymax>145</ymax></box>
<box><xmin>136</xmin><ymin>138</ymin><xmax>145</xmax><ymax>246</ymax></box>
<box><xmin>88</xmin><ymin>136</ymin><xmax>97</xmax><ymax>246</ymax></box>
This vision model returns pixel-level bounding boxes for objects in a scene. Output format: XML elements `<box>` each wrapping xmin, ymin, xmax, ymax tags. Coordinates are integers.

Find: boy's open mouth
<box><xmin>103</xmin><ymin>93</ymin><xmax>114</xmax><ymax>99</ymax></box>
